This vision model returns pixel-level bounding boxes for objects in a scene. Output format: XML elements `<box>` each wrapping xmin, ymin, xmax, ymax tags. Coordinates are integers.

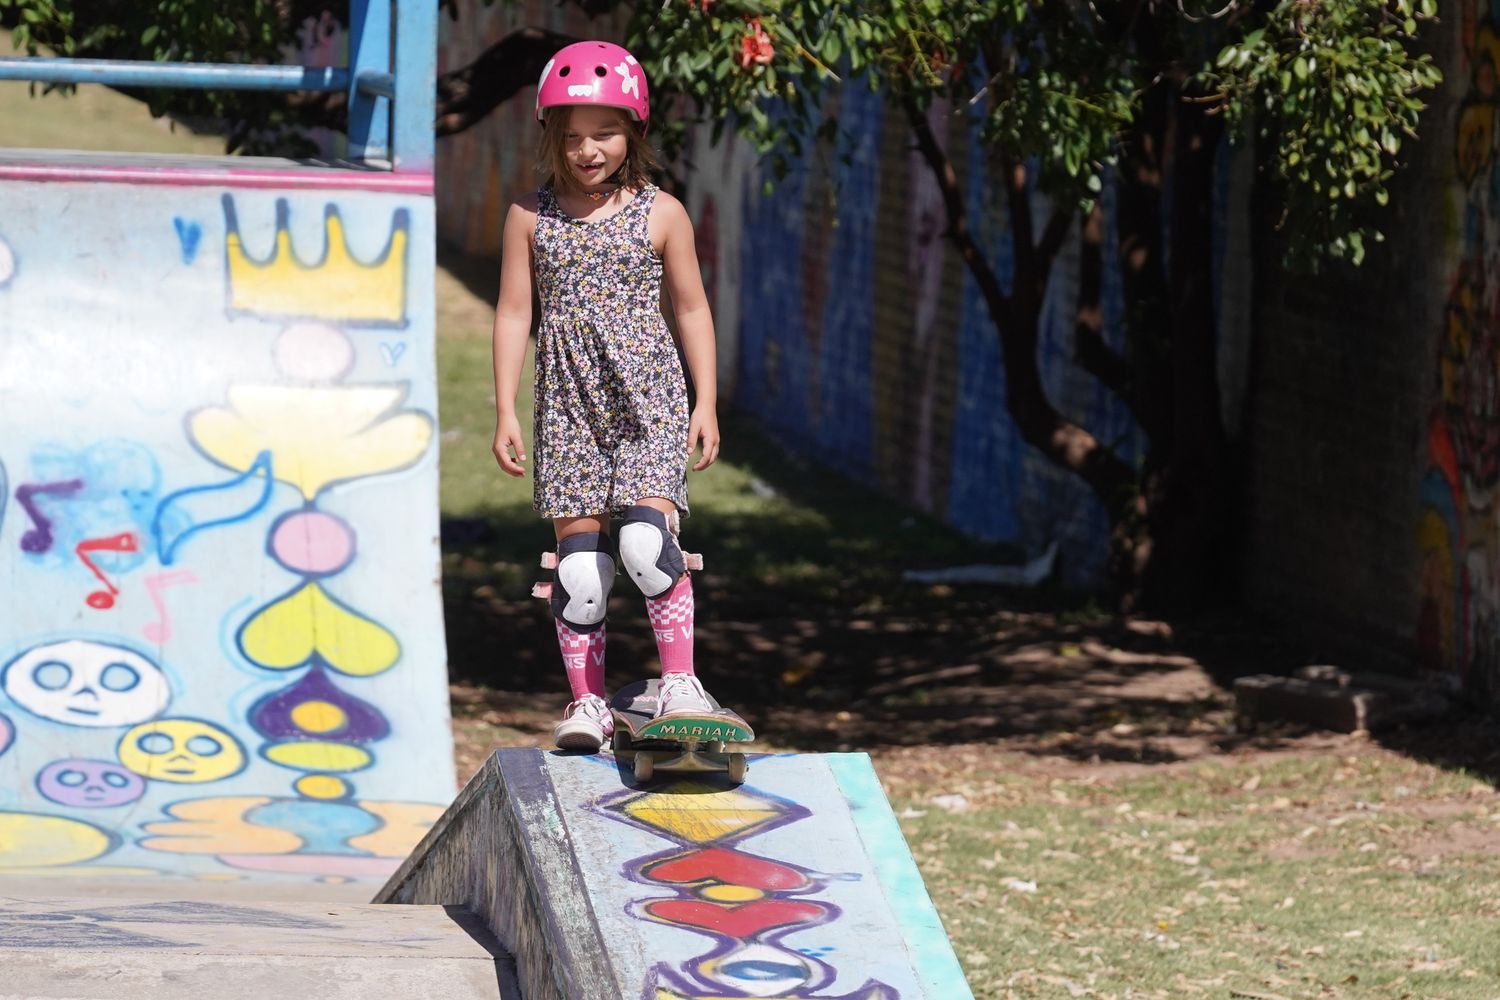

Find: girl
<box><xmin>490</xmin><ymin>40</ymin><xmax>721</xmax><ymax>753</ymax></box>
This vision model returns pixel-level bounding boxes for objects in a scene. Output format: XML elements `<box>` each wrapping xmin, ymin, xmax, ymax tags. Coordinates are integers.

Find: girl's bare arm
<box><xmin>492</xmin><ymin>197</ymin><xmax>538</xmax><ymax>476</ymax></box>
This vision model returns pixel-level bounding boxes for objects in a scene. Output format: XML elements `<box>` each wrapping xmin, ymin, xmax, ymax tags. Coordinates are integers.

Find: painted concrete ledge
<box><xmin>0</xmin><ymin>148</ymin><xmax>432</xmax><ymax>191</ymax></box>
<box><xmin>375</xmin><ymin>748</ymin><xmax>974</xmax><ymax>1000</ymax></box>
<box><xmin>0</xmin><ymin>897</ymin><xmax>513</xmax><ymax>999</ymax></box>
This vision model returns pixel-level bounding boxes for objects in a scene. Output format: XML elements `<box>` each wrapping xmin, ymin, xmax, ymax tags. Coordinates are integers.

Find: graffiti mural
<box><xmin>0</xmin><ymin>172</ymin><xmax>453</xmax><ymax>880</ymax></box>
<box><xmin>544</xmin><ymin>755</ymin><xmax>965</xmax><ymax>997</ymax></box>
<box><xmin>1419</xmin><ymin>1</ymin><xmax>1500</xmax><ymax>701</ymax></box>
<box><xmin>732</xmin><ymin>92</ymin><xmax>1143</xmax><ymax>584</ymax></box>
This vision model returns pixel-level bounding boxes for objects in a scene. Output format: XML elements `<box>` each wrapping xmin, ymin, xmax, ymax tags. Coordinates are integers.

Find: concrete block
<box><xmin>0</xmin><ymin>897</ymin><xmax>510</xmax><ymax>999</ymax></box>
<box><xmin>1234</xmin><ymin>672</ymin><xmax>1450</xmax><ymax>734</ymax></box>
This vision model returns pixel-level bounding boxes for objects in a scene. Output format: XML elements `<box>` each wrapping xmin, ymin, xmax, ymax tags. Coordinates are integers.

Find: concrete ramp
<box><xmin>377</xmin><ymin>749</ymin><xmax>973</xmax><ymax>1000</ymax></box>
<box><xmin>0</xmin><ymin>153</ymin><xmax>453</xmax><ymax>887</ymax></box>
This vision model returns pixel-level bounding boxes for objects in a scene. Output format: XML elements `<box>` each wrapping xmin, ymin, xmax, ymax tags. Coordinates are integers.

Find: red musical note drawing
<box><xmin>16</xmin><ymin>479</ymin><xmax>83</xmax><ymax>553</ymax></box>
<box><xmin>141</xmin><ymin>570</ymin><xmax>198</xmax><ymax>643</ymax></box>
<box><xmin>75</xmin><ymin>532</ymin><xmax>139</xmax><ymax>609</ymax></box>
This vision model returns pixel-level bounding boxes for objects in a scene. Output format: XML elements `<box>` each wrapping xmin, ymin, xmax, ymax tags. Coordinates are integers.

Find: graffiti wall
<box><xmin>1417</xmin><ymin>1</ymin><xmax>1500</xmax><ymax>700</ymax></box>
<box><xmin>434</xmin><ymin>17</ymin><xmax>1269</xmax><ymax>586</ymax></box>
<box><xmin>735</xmin><ymin>98</ymin><xmax>1151</xmax><ymax>584</ymax></box>
<box><xmin>0</xmin><ymin>164</ymin><xmax>454</xmax><ymax>881</ymax></box>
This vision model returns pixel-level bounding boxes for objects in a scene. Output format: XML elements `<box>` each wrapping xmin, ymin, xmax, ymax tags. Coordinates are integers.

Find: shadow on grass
<box><xmin>441</xmin><ymin>411</ymin><xmax>1364</xmax><ymax>763</ymax></box>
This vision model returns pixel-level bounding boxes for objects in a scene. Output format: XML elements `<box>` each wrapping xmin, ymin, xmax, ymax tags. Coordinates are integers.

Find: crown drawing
<box><xmin>222</xmin><ymin>195</ymin><xmax>409</xmax><ymax>327</ymax></box>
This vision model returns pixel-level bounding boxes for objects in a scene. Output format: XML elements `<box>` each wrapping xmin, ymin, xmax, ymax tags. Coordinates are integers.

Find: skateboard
<box><xmin>609</xmin><ymin>678</ymin><xmax>755</xmax><ymax>785</ymax></box>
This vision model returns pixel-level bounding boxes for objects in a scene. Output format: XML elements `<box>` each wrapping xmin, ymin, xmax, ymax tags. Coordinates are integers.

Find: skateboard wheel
<box><xmin>707</xmin><ymin>740</ymin><xmax>725</xmax><ymax>754</ymax></box>
<box><xmin>727</xmin><ymin>753</ymin><xmax>747</xmax><ymax>784</ymax></box>
<box><xmin>634</xmin><ymin>752</ymin><xmax>655</xmax><ymax>783</ymax></box>
<box><xmin>611</xmin><ymin>728</ymin><xmax>629</xmax><ymax>752</ymax></box>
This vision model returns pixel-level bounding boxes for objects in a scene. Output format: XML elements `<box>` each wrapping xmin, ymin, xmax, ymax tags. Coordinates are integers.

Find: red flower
<box><xmin>739</xmin><ymin>16</ymin><xmax>774</xmax><ymax>68</ymax></box>
<box><xmin>692</xmin><ymin>0</ymin><xmax>712</xmax><ymax>11</ymax></box>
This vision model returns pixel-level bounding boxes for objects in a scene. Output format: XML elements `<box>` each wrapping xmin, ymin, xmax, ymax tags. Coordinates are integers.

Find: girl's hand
<box><xmin>493</xmin><ymin>415</ymin><xmax>528</xmax><ymax>477</ymax></box>
<box><xmin>688</xmin><ymin>406</ymin><xmax>720</xmax><ymax>471</ymax></box>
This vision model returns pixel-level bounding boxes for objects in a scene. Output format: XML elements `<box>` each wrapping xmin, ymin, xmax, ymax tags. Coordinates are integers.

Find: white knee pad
<box><xmin>617</xmin><ymin>505</ymin><xmax>686</xmax><ymax>599</ymax></box>
<box><xmin>550</xmin><ymin>532</ymin><xmax>615</xmax><ymax>631</ymax></box>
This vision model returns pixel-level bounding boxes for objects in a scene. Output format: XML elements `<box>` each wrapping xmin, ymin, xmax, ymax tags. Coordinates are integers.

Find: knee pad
<box><xmin>617</xmin><ymin>505</ymin><xmax>686</xmax><ymax>599</ymax></box>
<box><xmin>550</xmin><ymin>532</ymin><xmax>615</xmax><ymax>632</ymax></box>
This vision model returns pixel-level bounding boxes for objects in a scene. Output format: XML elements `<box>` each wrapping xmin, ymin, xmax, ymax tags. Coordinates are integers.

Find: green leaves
<box><xmin>633</xmin><ymin>0</ymin><xmax>1438</xmax><ymax>268</ymax></box>
<box><xmin>1203</xmin><ymin>0</ymin><xmax>1440</xmax><ymax>267</ymax></box>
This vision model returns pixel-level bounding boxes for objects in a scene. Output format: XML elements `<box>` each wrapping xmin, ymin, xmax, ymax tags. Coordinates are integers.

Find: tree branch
<box><xmin>1037</xmin><ymin>204</ymin><xmax>1074</xmax><ymax>269</ymax></box>
<box><xmin>436</xmin><ymin>27</ymin><xmax>576</xmax><ymax>137</ymax></box>
<box><xmin>903</xmin><ymin>96</ymin><xmax>1010</xmax><ymax>317</ymax></box>
<box><xmin>1073</xmin><ymin>205</ymin><xmax>1140</xmax><ymax>414</ymax></box>
<box><xmin>904</xmin><ymin>96</ymin><xmax>1136</xmax><ymax>510</ymax></box>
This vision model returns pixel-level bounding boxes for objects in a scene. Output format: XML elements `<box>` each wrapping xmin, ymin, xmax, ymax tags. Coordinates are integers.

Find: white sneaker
<box><xmin>656</xmin><ymin>674</ymin><xmax>714</xmax><ymax>717</ymax></box>
<box><xmin>554</xmin><ymin>694</ymin><xmax>613</xmax><ymax>752</ymax></box>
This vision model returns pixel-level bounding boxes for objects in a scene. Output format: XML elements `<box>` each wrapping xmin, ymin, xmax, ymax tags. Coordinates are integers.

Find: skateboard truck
<box><xmin>608</xmin><ymin>679</ymin><xmax>753</xmax><ymax>785</ymax></box>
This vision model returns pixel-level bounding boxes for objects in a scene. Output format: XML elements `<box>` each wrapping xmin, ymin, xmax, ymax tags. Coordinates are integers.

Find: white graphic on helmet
<box><xmin>568</xmin><ymin>81</ymin><xmax>601</xmax><ymax>98</ymax></box>
<box><xmin>616</xmin><ymin>62</ymin><xmax>640</xmax><ymax>99</ymax></box>
<box><xmin>537</xmin><ymin>57</ymin><xmax>556</xmax><ymax>89</ymax></box>
<box><xmin>3</xmin><ymin>639</ymin><xmax>171</xmax><ymax>728</ymax></box>
<box><xmin>625</xmin><ymin>54</ymin><xmax>638</xmax><ymax>66</ymax></box>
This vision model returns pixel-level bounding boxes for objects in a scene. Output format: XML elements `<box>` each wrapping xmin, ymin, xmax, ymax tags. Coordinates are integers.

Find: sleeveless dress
<box><xmin>530</xmin><ymin>184</ymin><xmax>690</xmax><ymax>518</ymax></box>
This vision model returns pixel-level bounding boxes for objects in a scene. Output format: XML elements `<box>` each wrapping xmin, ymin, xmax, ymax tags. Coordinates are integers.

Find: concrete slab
<box><xmin>378</xmin><ymin>748</ymin><xmax>973</xmax><ymax>1000</ymax></box>
<box><xmin>0</xmin><ymin>896</ymin><xmax>513</xmax><ymax>999</ymax></box>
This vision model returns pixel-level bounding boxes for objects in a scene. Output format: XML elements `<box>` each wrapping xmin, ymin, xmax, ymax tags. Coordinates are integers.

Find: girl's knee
<box><xmin>554</xmin><ymin>513</ymin><xmax>608</xmax><ymax>541</ymax></box>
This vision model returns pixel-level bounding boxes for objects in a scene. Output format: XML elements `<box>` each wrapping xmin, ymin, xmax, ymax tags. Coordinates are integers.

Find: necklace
<box><xmin>583</xmin><ymin>187</ymin><xmax>618</xmax><ymax>202</ymax></box>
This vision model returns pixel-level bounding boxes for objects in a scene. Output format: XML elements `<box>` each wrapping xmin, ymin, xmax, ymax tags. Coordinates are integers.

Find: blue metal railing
<box><xmin>0</xmin><ymin>59</ymin><xmax>348</xmax><ymax>91</ymax></box>
<box><xmin>0</xmin><ymin>0</ymin><xmax>433</xmax><ymax>172</ymax></box>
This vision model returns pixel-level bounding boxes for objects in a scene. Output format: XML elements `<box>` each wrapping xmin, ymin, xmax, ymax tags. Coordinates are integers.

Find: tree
<box><xmin>630</xmin><ymin>0</ymin><xmax>1441</xmax><ymax>609</ymax></box>
<box><xmin>1</xmin><ymin>0</ymin><xmax>1442</xmax><ymax>607</ymax></box>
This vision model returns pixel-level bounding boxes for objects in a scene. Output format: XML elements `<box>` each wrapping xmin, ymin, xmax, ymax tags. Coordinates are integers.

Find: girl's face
<box><xmin>564</xmin><ymin>105</ymin><xmax>630</xmax><ymax>189</ymax></box>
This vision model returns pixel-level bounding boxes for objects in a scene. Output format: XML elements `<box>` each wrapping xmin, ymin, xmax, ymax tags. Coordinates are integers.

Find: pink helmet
<box><xmin>535</xmin><ymin>40</ymin><xmax>650</xmax><ymax>123</ymax></box>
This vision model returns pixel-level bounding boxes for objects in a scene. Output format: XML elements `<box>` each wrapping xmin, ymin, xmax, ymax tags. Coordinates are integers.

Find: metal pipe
<box><xmin>0</xmin><ymin>58</ymin><xmax>348</xmax><ymax>92</ymax></box>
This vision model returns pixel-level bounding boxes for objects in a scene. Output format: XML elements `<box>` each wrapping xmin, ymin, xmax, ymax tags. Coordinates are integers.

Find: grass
<box><xmin>433</xmin><ymin>247</ymin><xmax>1022</xmax><ymax>598</ymax></box>
<box><xmin>0</xmin><ymin>37</ymin><xmax>229</xmax><ymax>156</ymax></box>
<box><xmin>436</xmin><ymin>252</ymin><xmax>1500</xmax><ymax>999</ymax></box>
<box><xmin>891</xmin><ymin>750</ymin><xmax>1500</xmax><ymax>999</ymax></box>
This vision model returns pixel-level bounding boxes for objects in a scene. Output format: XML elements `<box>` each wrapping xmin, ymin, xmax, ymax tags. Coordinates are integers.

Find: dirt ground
<box><xmin>446</xmin><ymin>604</ymin><xmax>1500</xmax><ymax>797</ymax></box>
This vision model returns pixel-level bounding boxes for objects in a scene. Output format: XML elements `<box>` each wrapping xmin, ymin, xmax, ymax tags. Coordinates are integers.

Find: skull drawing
<box><xmin>36</xmin><ymin>758</ymin><xmax>147</xmax><ymax>808</ymax></box>
<box><xmin>2</xmin><ymin>640</ymin><xmax>171</xmax><ymax>727</ymax></box>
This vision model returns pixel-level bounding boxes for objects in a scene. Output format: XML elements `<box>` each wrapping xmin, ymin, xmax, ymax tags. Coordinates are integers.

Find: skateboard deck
<box><xmin>609</xmin><ymin>679</ymin><xmax>755</xmax><ymax>784</ymax></box>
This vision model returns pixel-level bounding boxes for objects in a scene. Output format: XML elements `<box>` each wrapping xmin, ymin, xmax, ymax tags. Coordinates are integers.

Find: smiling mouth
<box><xmin>66</xmin><ymin>707</ymin><xmax>101</xmax><ymax>716</ymax></box>
<box><xmin>164</xmin><ymin>767</ymin><xmax>195</xmax><ymax>775</ymax></box>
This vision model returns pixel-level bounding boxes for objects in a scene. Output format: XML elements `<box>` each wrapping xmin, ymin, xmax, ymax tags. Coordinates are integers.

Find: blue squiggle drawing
<box><xmin>153</xmin><ymin>451</ymin><xmax>274</xmax><ymax>565</ymax></box>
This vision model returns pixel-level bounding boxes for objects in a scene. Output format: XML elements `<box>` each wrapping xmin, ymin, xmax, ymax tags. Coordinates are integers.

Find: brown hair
<box><xmin>537</xmin><ymin>105</ymin><xmax>660</xmax><ymax>197</ymax></box>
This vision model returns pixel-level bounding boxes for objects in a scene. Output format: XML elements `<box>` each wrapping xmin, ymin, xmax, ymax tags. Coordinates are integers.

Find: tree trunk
<box><xmin>902</xmin><ymin>100</ymin><xmax>1139</xmax><ymax>566</ymax></box>
<box><xmin>1145</xmin><ymin>92</ymin><xmax>1233</xmax><ymax>611</ymax></box>
<box><xmin>906</xmin><ymin>85</ymin><xmax>1238</xmax><ymax>609</ymax></box>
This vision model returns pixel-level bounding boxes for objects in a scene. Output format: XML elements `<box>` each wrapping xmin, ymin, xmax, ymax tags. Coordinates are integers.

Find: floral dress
<box><xmin>530</xmin><ymin>184</ymin><xmax>690</xmax><ymax>518</ymax></box>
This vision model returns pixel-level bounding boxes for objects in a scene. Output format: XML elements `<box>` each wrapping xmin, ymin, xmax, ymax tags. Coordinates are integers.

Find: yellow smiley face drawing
<box><xmin>118</xmin><ymin>719</ymin><xmax>247</xmax><ymax>784</ymax></box>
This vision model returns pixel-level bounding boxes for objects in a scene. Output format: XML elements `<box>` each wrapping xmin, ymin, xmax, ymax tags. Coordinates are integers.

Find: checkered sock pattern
<box><xmin>646</xmin><ymin>574</ymin><xmax>695</xmax><ymax>676</ymax></box>
<box><xmin>556</xmin><ymin>620</ymin><xmax>607</xmax><ymax>700</ymax></box>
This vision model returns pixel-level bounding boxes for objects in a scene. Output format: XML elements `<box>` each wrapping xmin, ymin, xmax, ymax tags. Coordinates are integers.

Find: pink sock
<box><xmin>556</xmin><ymin>621</ymin><xmax>606</xmax><ymax>700</ymax></box>
<box><xmin>646</xmin><ymin>575</ymin><xmax>695</xmax><ymax>676</ymax></box>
